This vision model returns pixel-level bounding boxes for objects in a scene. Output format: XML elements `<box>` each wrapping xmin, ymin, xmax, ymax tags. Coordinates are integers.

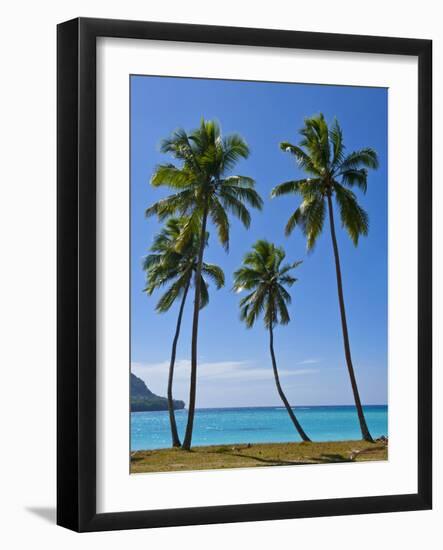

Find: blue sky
<box><xmin>130</xmin><ymin>75</ymin><xmax>387</xmax><ymax>408</ymax></box>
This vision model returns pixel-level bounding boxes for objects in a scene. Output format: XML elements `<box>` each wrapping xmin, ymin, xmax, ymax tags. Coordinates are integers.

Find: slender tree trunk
<box><xmin>167</xmin><ymin>277</ymin><xmax>191</xmax><ymax>448</ymax></box>
<box><xmin>269</xmin><ymin>325</ymin><xmax>311</xmax><ymax>442</ymax></box>
<box><xmin>326</xmin><ymin>194</ymin><xmax>373</xmax><ymax>442</ymax></box>
<box><xmin>182</xmin><ymin>206</ymin><xmax>209</xmax><ymax>450</ymax></box>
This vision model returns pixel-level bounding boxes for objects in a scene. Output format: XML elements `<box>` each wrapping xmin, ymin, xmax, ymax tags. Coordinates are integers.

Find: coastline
<box><xmin>130</xmin><ymin>439</ymin><xmax>388</xmax><ymax>473</ymax></box>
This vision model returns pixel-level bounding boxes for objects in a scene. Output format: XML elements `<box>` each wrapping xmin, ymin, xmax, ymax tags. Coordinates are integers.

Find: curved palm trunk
<box><xmin>182</xmin><ymin>207</ymin><xmax>209</xmax><ymax>450</ymax></box>
<box><xmin>326</xmin><ymin>194</ymin><xmax>373</xmax><ymax>442</ymax></box>
<box><xmin>167</xmin><ymin>277</ymin><xmax>191</xmax><ymax>448</ymax></box>
<box><xmin>269</xmin><ymin>325</ymin><xmax>311</xmax><ymax>442</ymax></box>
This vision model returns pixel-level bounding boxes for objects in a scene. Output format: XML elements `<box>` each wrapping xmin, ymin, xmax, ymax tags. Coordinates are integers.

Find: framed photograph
<box><xmin>57</xmin><ymin>17</ymin><xmax>432</xmax><ymax>532</ymax></box>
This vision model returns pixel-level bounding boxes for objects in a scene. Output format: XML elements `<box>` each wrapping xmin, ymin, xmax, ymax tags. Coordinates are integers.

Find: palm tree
<box><xmin>143</xmin><ymin>217</ymin><xmax>225</xmax><ymax>447</ymax></box>
<box><xmin>233</xmin><ymin>240</ymin><xmax>310</xmax><ymax>442</ymax></box>
<box><xmin>146</xmin><ymin>119</ymin><xmax>263</xmax><ymax>449</ymax></box>
<box><xmin>271</xmin><ymin>113</ymin><xmax>379</xmax><ymax>442</ymax></box>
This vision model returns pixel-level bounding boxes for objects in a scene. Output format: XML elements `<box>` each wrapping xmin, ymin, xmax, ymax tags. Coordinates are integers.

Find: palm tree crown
<box><xmin>146</xmin><ymin>119</ymin><xmax>263</xmax><ymax>250</ymax></box>
<box><xmin>233</xmin><ymin>240</ymin><xmax>302</xmax><ymax>329</ymax></box>
<box><xmin>271</xmin><ymin>113</ymin><xmax>379</xmax><ymax>249</ymax></box>
<box><xmin>147</xmin><ymin>119</ymin><xmax>263</xmax><ymax>450</ymax></box>
<box><xmin>233</xmin><ymin>240</ymin><xmax>310</xmax><ymax>442</ymax></box>
<box><xmin>143</xmin><ymin>217</ymin><xmax>224</xmax><ymax>311</ymax></box>
<box><xmin>271</xmin><ymin>113</ymin><xmax>378</xmax><ymax>442</ymax></box>
<box><xmin>143</xmin><ymin>217</ymin><xmax>223</xmax><ymax>448</ymax></box>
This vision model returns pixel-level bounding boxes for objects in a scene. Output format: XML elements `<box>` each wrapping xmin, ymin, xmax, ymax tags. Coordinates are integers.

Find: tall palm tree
<box><xmin>233</xmin><ymin>240</ymin><xmax>310</xmax><ymax>442</ymax></box>
<box><xmin>146</xmin><ymin>119</ymin><xmax>263</xmax><ymax>449</ymax></box>
<box><xmin>271</xmin><ymin>113</ymin><xmax>379</xmax><ymax>442</ymax></box>
<box><xmin>143</xmin><ymin>217</ymin><xmax>225</xmax><ymax>447</ymax></box>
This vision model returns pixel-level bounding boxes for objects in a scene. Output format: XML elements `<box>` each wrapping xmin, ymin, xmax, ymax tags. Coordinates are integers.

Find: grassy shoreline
<box><xmin>130</xmin><ymin>439</ymin><xmax>388</xmax><ymax>473</ymax></box>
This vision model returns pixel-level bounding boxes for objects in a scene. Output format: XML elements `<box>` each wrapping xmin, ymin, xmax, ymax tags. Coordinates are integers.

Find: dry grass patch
<box><xmin>130</xmin><ymin>440</ymin><xmax>388</xmax><ymax>473</ymax></box>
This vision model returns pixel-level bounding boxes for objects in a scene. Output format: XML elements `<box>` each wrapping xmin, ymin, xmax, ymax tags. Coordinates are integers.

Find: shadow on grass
<box><xmin>207</xmin><ymin>449</ymin><xmax>312</xmax><ymax>466</ymax></box>
<box><xmin>131</xmin><ymin>454</ymin><xmax>146</xmax><ymax>462</ymax></box>
<box><xmin>318</xmin><ymin>453</ymin><xmax>352</xmax><ymax>463</ymax></box>
<box><xmin>130</xmin><ymin>443</ymin><xmax>388</xmax><ymax>472</ymax></box>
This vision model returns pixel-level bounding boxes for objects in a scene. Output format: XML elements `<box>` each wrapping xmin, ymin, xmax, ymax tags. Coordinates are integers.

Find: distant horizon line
<box><xmin>133</xmin><ymin>403</ymin><xmax>388</xmax><ymax>411</ymax></box>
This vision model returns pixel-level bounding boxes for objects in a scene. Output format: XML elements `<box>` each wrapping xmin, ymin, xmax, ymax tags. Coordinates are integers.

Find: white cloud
<box><xmin>131</xmin><ymin>359</ymin><xmax>318</xmax><ymax>408</ymax></box>
<box><xmin>296</xmin><ymin>358</ymin><xmax>321</xmax><ymax>365</ymax></box>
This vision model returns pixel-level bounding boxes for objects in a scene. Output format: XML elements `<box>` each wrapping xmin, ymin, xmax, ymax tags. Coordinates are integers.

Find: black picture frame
<box><xmin>57</xmin><ymin>17</ymin><xmax>432</xmax><ymax>532</ymax></box>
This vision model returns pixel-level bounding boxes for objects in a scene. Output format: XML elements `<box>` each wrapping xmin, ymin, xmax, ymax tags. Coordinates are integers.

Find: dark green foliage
<box><xmin>233</xmin><ymin>240</ymin><xmax>311</xmax><ymax>442</ymax></box>
<box><xmin>147</xmin><ymin>119</ymin><xmax>262</xmax><ymax>450</ymax></box>
<box><xmin>272</xmin><ymin>114</ymin><xmax>378</xmax><ymax>442</ymax></box>
<box><xmin>131</xmin><ymin>372</ymin><xmax>154</xmax><ymax>398</ymax></box>
<box><xmin>272</xmin><ymin>113</ymin><xmax>378</xmax><ymax>249</ymax></box>
<box><xmin>143</xmin><ymin>217</ymin><xmax>224</xmax><ymax>312</ymax></box>
<box><xmin>146</xmin><ymin>119</ymin><xmax>263</xmax><ymax>252</ymax></box>
<box><xmin>131</xmin><ymin>397</ymin><xmax>185</xmax><ymax>412</ymax></box>
<box><xmin>233</xmin><ymin>239</ymin><xmax>302</xmax><ymax>329</ymax></box>
<box><xmin>130</xmin><ymin>373</ymin><xmax>185</xmax><ymax>412</ymax></box>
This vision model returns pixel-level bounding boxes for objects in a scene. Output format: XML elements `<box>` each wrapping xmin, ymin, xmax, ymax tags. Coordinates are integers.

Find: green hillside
<box><xmin>130</xmin><ymin>373</ymin><xmax>185</xmax><ymax>412</ymax></box>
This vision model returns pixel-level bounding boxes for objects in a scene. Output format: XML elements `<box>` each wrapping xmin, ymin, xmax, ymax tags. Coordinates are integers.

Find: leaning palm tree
<box><xmin>271</xmin><ymin>113</ymin><xmax>379</xmax><ymax>442</ymax></box>
<box><xmin>143</xmin><ymin>217</ymin><xmax>225</xmax><ymax>447</ymax></box>
<box><xmin>146</xmin><ymin>119</ymin><xmax>263</xmax><ymax>449</ymax></box>
<box><xmin>233</xmin><ymin>240</ymin><xmax>310</xmax><ymax>442</ymax></box>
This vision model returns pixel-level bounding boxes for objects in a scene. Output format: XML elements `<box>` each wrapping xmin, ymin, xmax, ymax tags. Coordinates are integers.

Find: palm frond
<box><xmin>189</xmin><ymin>119</ymin><xmax>221</xmax><ymax>155</ymax></box>
<box><xmin>278</xmin><ymin>260</ymin><xmax>302</xmax><ymax>279</ymax></box>
<box><xmin>283</xmin><ymin>208</ymin><xmax>302</xmax><ymax>236</ymax></box>
<box><xmin>209</xmin><ymin>196</ymin><xmax>230</xmax><ymax>251</ymax></box>
<box><xmin>143</xmin><ymin>216</ymin><xmax>196</xmax><ymax>299</ymax></box>
<box><xmin>275</xmin><ymin>114</ymin><xmax>378</xmax><ymax>253</ymax></box>
<box><xmin>218</xmin><ymin>188</ymin><xmax>252</xmax><ymax>228</ymax></box>
<box><xmin>220</xmin><ymin>183</ymin><xmax>263</xmax><ymax>212</ymax></box>
<box><xmin>221</xmin><ymin>134</ymin><xmax>250</xmax><ymax>170</ymax></box>
<box><xmin>221</xmin><ymin>175</ymin><xmax>255</xmax><ymax>188</ymax></box>
<box><xmin>263</xmin><ymin>296</ymin><xmax>278</xmax><ymax>329</ymax></box>
<box><xmin>239</xmin><ymin>285</ymin><xmax>267</xmax><ymax>328</ymax></box>
<box><xmin>142</xmin><ymin>253</ymin><xmax>163</xmax><ymax>272</ymax></box>
<box><xmin>299</xmin><ymin>196</ymin><xmax>326</xmax><ymax>251</ymax></box>
<box><xmin>145</xmin><ymin>263</ymin><xmax>183</xmax><ymax>292</ymax></box>
<box><xmin>233</xmin><ymin>240</ymin><xmax>301</xmax><ymax>329</ymax></box>
<box><xmin>151</xmin><ymin>164</ymin><xmax>197</xmax><ymax>189</ymax></box>
<box><xmin>279</xmin><ymin>142</ymin><xmax>321</xmax><ymax>176</ymax></box>
<box><xmin>329</xmin><ymin>118</ymin><xmax>345</xmax><ymax>169</ymax></box>
<box><xmin>174</xmin><ymin>210</ymin><xmax>202</xmax><ymax>252</ymax></box>
<box><xmin>201</xmin><ymin>263</ymin><xmax>225</xmax><ymax>289</ymax></box>
<box><xmin>276</xmin><ymin>283</ymin><xmax>292</xmax><ymax>305</ymax></box>
<box><xmin>338</xmin><ymin>169</ymin><xmax>368</xmax><ymax>193</ymax></box>
<box><xmin>199</xmin><ymin>277</ymin><xmax>209</xmax><ymax>309</ymax></box>
<box><xmin>145</xmin><ymin>189</ymin><xmax>195</xmax><ymax>220</ymax></box>
<box><xmin>271</xmin><ymin>179</ymin><xmax>313</xmax><ymax>198</ymax></box>
<box><xmin>299</xmin><ymin>114</ymin><xmax>330</xmax><ymax>170</ymax></box>
<box><xmin>149</xmin><ymin>119</ymin><xmax>259</xmax><ymax>269</ymax></box>
<box><xmin>232</xmin><ymin>266</ymin><xmax>262</xmax><ymax>291</ymax></box>
<box><xmin>242</xmin><ymin>240</ymin><xmax>272</xmax><ymax>270</ymax></box>
<box><xmin>155</xmin><ymin>272</ymin><xmax>191</xmax><ymax>312</ymax></box>
<box><xmin>339</xmin><ymin>148</ymin><xmax>379</xmax><ymax>171</ymax></box>
<box><xmin>278</xmin><ymin>274</ymin><xmax>298</xmax><ymax>287</ymax></box>
<box><xmin>160</xmin><ymin>128</ymin><xmax>204</xmax><ymax>178</ymax></box>
<box><xmin>275</xmin><ymin>291</ymin><xmax>291</xmax><ymax>325</ymax></box>
<box><xmin>333</xmin><ymin>183</ymin><xmax>369</xmax><ymax>245</ymax></box>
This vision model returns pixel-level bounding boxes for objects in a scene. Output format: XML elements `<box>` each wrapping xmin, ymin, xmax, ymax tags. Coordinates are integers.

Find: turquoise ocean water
<box><xmin>131</xmin><ymin>405</ymin><xmax>388</xmax><ymax>451</ymax></box>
